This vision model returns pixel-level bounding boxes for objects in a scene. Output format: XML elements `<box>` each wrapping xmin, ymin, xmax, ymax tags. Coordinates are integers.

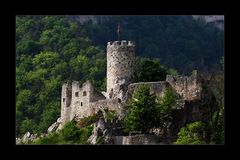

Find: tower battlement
<box><xmin>107</xmin><ymin>40</ymin><xmax>134</xmax><ymax>47</ymax></box>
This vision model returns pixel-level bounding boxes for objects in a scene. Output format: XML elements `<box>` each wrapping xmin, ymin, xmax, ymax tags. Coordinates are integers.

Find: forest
<box><xmin>16</xmin><ymin>15</ymin><xmax>224</xmax><ymax>144</ymax></box>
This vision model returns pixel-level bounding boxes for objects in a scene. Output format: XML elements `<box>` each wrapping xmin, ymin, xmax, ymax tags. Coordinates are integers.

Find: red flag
<box><xmin>117</xmin><ymin>22</ymin><xmax>120</xmax><ymax>33</ymax></box>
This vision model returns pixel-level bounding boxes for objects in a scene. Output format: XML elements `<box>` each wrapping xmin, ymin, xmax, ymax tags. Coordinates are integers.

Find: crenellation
<box><xmin>107</xmin><ymin>40</ymin><xmax>135</xmax><ymax>47</ymax></box>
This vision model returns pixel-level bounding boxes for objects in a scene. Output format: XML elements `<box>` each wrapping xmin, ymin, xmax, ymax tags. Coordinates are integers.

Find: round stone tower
<box><xmin>107</xmin><ymin>40</ymin><xmax>135</xmax><ymax>98</ymax></box>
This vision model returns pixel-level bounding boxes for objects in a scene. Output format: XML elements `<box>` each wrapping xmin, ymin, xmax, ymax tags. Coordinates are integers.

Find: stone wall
<box><xmin>60</xmin><ymin>82</ymin><xmax>72</xmax><ymax>124</ymax></box>
<box><xmin>125</xmin><ymin>81</ymin><xmax>169</xmax><ymax>100</ymax></box>
<box><xmin>113</xmin><ymin>134</ymin><xmax>161</xmax><ymax>145</ymax></box>
<box><xmin>88</xmin><ymin>98</ymin><xmax>124</xmax><ymax>118</ymax></box>
<box><xmin>60</xmin><ymin>80</ymin><xmax>106</xmax><ymax>126</ymax></box>
<box><xmin>166</xmin><ymin>70</ymin><xmax>202</xmax><ymax>101</ymax></box>
<box><xmin>107</xmin><ymin>40</ymin><xmax>135</xmax><ymax>98</ymax></box>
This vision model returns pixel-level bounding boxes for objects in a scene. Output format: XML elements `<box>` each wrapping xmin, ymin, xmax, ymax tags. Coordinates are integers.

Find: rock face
<box><xmin>22</xmin><ymin>132</ymin><xmax>31</xmax><ymax>143</ymax></box>
<box><xmin>88</xmin><ymin>118</ymin><xmax>123</xmax><ymax>145</ymax></box>
<box><xmin>192</xmin><ymin>15</ymin><xmax>224</xmax><ymax>30</ymax></box>
<box><xmin>17</xmin><ymin>132</ymin><xmax>38</xmax><ymax>144</ymax></box>
<box><xmin>47</xmin><ymin>122</ymin><xmax>58</xmax><ymax>133</ymax></box>
<box><xmin>88</xmin><ymin>119</ymin><xmax>105</xmax><ymax>144</ymax></box>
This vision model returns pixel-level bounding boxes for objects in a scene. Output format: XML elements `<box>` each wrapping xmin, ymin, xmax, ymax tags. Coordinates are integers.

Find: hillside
<box><xmin>75</xmin><ymin>15</ymin><xmax>224</xmax><ymax>74</ymax></box>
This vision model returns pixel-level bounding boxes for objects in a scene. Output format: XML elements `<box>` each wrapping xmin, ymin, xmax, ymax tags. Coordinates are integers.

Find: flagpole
<box><xmin>117</xmin><ymin>22</ymin><xmax>120</xmax><ymax>41</ymax></box>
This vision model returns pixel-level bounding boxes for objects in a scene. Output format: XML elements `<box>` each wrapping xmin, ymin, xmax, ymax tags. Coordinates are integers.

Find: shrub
<box><xmin>175</xmin><ymin>121</ymin><xmax>206</xmax><ymax>145</ymax></box>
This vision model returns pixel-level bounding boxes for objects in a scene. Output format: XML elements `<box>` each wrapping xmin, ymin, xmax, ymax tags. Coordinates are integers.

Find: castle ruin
<box><xmin>57</xmin><ymin>40</ymin><xmax>208</xmax><ymax>132</ymax></box>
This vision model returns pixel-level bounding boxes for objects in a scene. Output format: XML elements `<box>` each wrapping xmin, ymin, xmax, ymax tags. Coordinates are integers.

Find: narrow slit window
<box><xmin>81</xmin><ymin>102</ymin><xmax>83</xmax><ymax>106</ymax></box>
<box><xmin>63</xmin><ymin>98</ymin><xmax>65</xmax><ymax>102</ymax></box>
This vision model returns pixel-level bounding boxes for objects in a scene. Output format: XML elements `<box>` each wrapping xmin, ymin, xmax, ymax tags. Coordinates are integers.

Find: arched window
<box><xmin>83</xmin><ymin>91</ymin><xmax>87</xmax><ymax>96</ymax></box>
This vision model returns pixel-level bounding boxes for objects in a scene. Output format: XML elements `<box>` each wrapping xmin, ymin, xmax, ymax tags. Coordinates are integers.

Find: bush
<box><xmin>175</xmin><ymin>121</ymin><xmax>206</xmax><ymax>145</ymax></box>
<box><xmin>104</xmin><ymin>109</ymin><xmax>118</xmax><ymax>122</ymax></box>
<box><xmin>20</xmin><ymin>119</ymin><xmax>37</xmax><ymax>135</ymax></box>
<box><xmin>34</xmin><ymin>132</ymin><xmax>63</xmax><ymax>144</ymax></box>
<box><xmin>76</xmin><ymin>111</ymin><xmax>103</xmax><ymax>128</ymax></box>
<box><xmin>78</xmin><ymin>125</ymin><xmax>93</xmax><ymax>144</ymax></box>
<box><xmin>34</xmin><ymin>121</ymin><xmax>93</xmax><ymax>144</ymax></box>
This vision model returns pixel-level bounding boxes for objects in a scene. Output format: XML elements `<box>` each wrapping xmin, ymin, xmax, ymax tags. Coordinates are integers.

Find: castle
<box><xmin>55</xmin><ymin>40</ymin><xmax>208</xmax><ymax>132</ymax></box>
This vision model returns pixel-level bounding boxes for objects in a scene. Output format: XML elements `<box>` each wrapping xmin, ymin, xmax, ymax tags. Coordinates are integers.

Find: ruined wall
<box><xmin>60</xmin><ymin>82</ymin><xmax>72</xmax><ymax>124</ymax></box>
<box><xmin>60</xmin><ymin>80</ymin><xmax>106</xmax><ymax>126</ymax></box>
<box><xmin>86</xmin><ymin>98</ymin><xmax>124</xmax><ymax>117</ymax></box>
<box><xmin>92</xmin><ymin>87</ymin><xmax>106</xmax><ymax>102</ymax></box>
<box><xmin>107</xmin><ymin>40</ymin><xmax>135</xmax><ymax>98</ymax></box>
<box><xmin>76</xmin><ymin>98</ymin><xmax>124</xmax><ymax>119</ymax></box>
<box><xmin>166</xmin><ymin>70</ymin><xmax>202</xmax><ymax>100</ymax></box>
<box><xmin>126</xmin><ymin>81</ymin><xmax>169</xmax><ymax>100</ymax></box>
<box><xmin>70</xmin><ymin>81</ymin><xmax>80</xmax><ymax>120</ymax></box>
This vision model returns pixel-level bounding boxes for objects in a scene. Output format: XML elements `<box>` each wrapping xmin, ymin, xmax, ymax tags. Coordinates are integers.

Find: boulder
<box><xmin>16</xmin><ymin>137</ymin><xmax>21</xmax><ymax>144</ymax></box>
<box><xmin>22</xmin><ymin>132</ymin><xmax>31</xmax><ymax>143</ymax></box>
<box><xmin>87</xmin><ymin>135</ymin><xmax>97</xmax><ymax>144</ymax></box>
<box><xmin>57</xmin><ymin>117</ymin><xmax>61</xmax><ymax>123</ymax></box>
<box><xmin>47</xmin><ymin>120</ymin><xmax>61</xmax><ymax>133</ymax></box>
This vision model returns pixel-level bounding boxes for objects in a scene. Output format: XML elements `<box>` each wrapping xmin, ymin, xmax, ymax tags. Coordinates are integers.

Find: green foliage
<box><xmin>34</xmin><ymin>121</ymin><xmax>93</xmax><ymax>144</ymax></box>
<box><xmin>76</xmin><ymin>111</ymin><xmax>103</xmax><ymax>128</ymax></box>
<box><xmin>60</xmin><ymin>121</ymin><xmax>80</xmax><ymax>142</ymax></box>
<box><xmin>32</xmin><ymin>51</ymin><xmax>60</xmax><ymax>69</ymax></box>
<box><xmin>123</xmin><ymin>84</ymin><xmax>159</xmax><ymax>133</ymax></box>
<box><xmin>78</xmin><ymin>125</ymin><xmax>94</xmax><ymax>144</ymax></box>
<box><xmin>167</xmin><ymin>68</ymin><xmax>179</xmax><ymax>76</ymax></box>
<box><xmin>37</xmin><ymin>101</ymin><xmax>60</xmax><ymax>133</ymax></box>
<box><xmin>210</xmin><ymin>106</ymin><xmax>224</xmax><ymax>144</ymax></box>
<box><xmin>135</xmin><ymin>57</ymin><xmax>168</xmax><ymax>82</ymax></box>
<box><xmin>175</xmin><ymin>121</ymin><xmax>206</xmax><ymax>145</ymax></box>
<box><xmin>34</xmin><ymin>132</ymin><xmax>62</xmax><ymax>145</ymax></box>
<box><xmin>16</xmin><ymin>16</ymin><xmax>106</xmax><ymax>136</ymax></box>
<box><xmin>208</xmin><ymin>72</ymin><xmax>224</xmax><ymax>144</ymax></box>
<box><xmin>156</xmin><ymin>87</ymin><xmax>177</xmax><ymax>130</ymax></box>
<box><xmin>84</xmin><ymin>15</ymin><xmax>224</xmax><ymax>74</ymax></box>
<box><xmin>157</xmin><ymin>87</ymin><xmax>177</xmax><ymax>113</ymax></box>
<box><xmin>104</xmin><ymin>110</ymin><xmax>118</xmax><ymax>122</ymax></box>
<box><xmin>123</xmin><ymin>84</ymin><xmax>178</xmax><ymax>135</ymax></box>
<box><xmin>20</xmin><ymin>119</ymin><xmax>37</xmax><ymax>135</ymax></box>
